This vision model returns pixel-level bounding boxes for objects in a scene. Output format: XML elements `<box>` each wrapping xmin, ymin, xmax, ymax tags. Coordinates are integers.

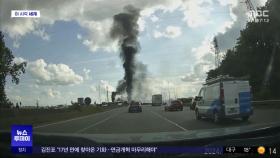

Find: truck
<box><xmin>152</xmin><ymin>94</ymin><xmax>162</xmax><ymax>106</ymax></box>
<box><xmin>194</xmin><ymin>75</ymin><xmax>253</xmax><ymax>123</ymax></box>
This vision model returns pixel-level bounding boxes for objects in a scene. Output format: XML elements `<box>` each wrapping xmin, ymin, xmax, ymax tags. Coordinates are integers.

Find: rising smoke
<box><xmin>110</xmin><ymin>5</ymin><xmax>146</xmax><ymax>102</ymax></box>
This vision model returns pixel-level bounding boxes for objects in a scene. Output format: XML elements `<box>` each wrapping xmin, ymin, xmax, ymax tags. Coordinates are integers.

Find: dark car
<box><xmin>164</xmin><ymin>100</ymin><xmax>183</xmax><ymax>111</ymax></box>
<box><xmin>128</xmin><ymin>101</ymin><xmax>142</xmax><ymax>113</ymax></box>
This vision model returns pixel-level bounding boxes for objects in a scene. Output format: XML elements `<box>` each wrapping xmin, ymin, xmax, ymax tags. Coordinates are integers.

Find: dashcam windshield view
<box><xmin>0</xmin><ymin>0</ymin><xmax>279</xmax><ymax>157</ymax></box>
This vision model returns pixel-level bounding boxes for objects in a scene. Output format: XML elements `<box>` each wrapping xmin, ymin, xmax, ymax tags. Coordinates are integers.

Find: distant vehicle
<box><xmin>101</xmin><ymin>102</ymin><xmax>108</xmax><ymax>107</ymax></box>
<box><xmin>152</xmin><ymin>94</ymin><xmax>162</xmax><ymax>106</ymax></box>
<box><xmin>116</xmin><ymin>102</ymin><xmax>123</xmax><ymax>106</ymax></box>
<box><xmin>54</xmin><ymin>104</ymin><xmax>65</xmax><ymax>109</ymax></box>
<box><xmin>195</xmin><ymin>75</ymin><xmax>253</xmax><ymax>123</ymax></box>
<box><xmin>128</xmin><ymin>101</ymin><xmax>142</xmax><ymax>113</ymax></box>
<box><xmin>164</xmin><ymin>100</ymin><xmax>183</xmax><ymax>111</ymax></box>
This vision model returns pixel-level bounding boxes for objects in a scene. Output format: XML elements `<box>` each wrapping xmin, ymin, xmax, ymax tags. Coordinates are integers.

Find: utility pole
<box><xmin>174</xmin><ymin>87</ymin><xmax>178</xmax><ymax>99</ymax></box>
<box><xmin>168</xmin><ymin>81</ymin><xmax>171</xmax><ymax>103</ymax></box>
<box><xmin>242</xmin><ymin>0</ymin><xmax>256</xmax><ymax>22</ymax></box>
<box><xmin>98</xmin><ymin>84</ymin><xmax>101</xmax><ymax>104</ymax></box>
<box><xmin>213</xmin><ymin>37</ymin><xmax>220</xmax><ymax>69</ymax></box>
<box><xmin>36</xmin><ymin>99</ymin><xmax>39</xmax><ymax>108</ymax></box>
<box><xmin>160</xmin><ymin>88</ymin><xmax>165</xmax><ymax>102</ymax></box>
<box><xmin>106</xmin><ymin>86</ymin><xmax>109</xmax><ymax>103</ymax></box>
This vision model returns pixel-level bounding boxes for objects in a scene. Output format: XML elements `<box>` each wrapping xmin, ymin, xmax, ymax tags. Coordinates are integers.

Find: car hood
<box><xmin>34</xmin><ymin>122</ymin><xmax>280</xmax><ymax>144</ymax></box>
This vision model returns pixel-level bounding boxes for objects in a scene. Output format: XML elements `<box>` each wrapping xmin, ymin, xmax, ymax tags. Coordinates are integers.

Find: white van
<box><xmin>194</xmin><ymin>76</ymin><xmax>253</xmax><ymax>123</ymax></box>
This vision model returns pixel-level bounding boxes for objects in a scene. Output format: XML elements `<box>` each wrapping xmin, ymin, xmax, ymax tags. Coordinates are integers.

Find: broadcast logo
<box><xmin>11</xmin><ymin>125</ymin><xmax>33</xmax><ymax>154</ymax></box>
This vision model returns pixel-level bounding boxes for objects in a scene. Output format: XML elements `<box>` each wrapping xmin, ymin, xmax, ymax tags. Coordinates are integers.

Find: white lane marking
<box><xmin>150</xmin><ymin>110</ymin><xmax>188</xmax><ymax>131</ymax></box>
<box><xmin>75</xmin><ymin>111</ymin><xmax>121</xmax><ymax>133</ymax></box>
<box><xmin>34</xmin><ymin>107</ymin><xmax>123</xmax><ymax>129</ymax></box>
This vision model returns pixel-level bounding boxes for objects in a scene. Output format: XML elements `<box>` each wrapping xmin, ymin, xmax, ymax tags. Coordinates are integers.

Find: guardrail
<box><xmin>252</xmin><ymin>100</ymin><xmax>280</xmax><ymax>108</ymax></box>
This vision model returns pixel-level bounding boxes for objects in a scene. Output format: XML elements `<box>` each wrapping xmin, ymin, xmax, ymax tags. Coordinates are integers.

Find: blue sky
<box><xmin>1</xmin><ymin>0</ymin><xmax>267</xmax><ymax>106</ymax></box>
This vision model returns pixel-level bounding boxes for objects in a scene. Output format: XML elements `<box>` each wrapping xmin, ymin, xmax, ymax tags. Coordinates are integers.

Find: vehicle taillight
<box><xmin>220</xmin><ymin>82</ymin><xmax>224</xmax><ymax>104</ymax></box>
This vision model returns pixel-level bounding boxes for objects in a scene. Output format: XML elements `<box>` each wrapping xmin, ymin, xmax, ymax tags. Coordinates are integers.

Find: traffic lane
<box><xmin>34</xmin><ymin>107</ymin><xmax>126</xmax><ymax>133</ymax></box>
<box><xmin>78</xmin><ymin>105</ymin><xmax>187</xmax><ymax>134</ymax></box>
<box><xmin>34</xmin><ymin>105</ymin><xmax>280</xmax><ymax>134</ymax></box>
<box><xmin>152</xmin><ymin>106</ymin><xmax>280</xmax><ymax>130</ymax></box>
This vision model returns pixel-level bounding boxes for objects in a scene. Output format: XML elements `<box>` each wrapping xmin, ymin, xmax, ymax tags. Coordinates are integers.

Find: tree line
<box><xmin>0</xmin><ymin>32</ymin><xmax>26</xmax><ymax>108</ymax></box>
<box><xmin>207</xmin><ymin>0</ymin><xmax>280</xmax><ymax>100</ymax></box>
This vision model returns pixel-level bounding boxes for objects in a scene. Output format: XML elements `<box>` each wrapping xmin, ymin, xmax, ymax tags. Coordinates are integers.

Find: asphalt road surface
<box><xmin>34</xmin><ymin>105</ymin><xmax>280</xmax><ymax>134</ymax></box>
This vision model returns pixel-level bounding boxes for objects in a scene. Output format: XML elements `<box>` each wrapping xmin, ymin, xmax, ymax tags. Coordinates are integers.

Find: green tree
<box><xmin>206</xmin><ymin>0</ymin><xmax>280</xmax><ymax>99</ymax></box>
<box><xmin>0</xmin><ymin>31</ymin><xmax>27</xmax><ymax>108</ymax></box>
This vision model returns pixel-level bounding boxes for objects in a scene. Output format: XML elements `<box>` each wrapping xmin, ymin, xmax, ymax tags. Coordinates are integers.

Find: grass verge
<box><xmin>0</xmin><ymin>105</ymin><xmax>122</xmax><ymax>130</ymax></box>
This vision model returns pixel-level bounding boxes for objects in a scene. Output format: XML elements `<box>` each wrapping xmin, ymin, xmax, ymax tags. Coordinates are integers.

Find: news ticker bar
<box><xmin>12</xmin><ymin>146</ymin><xmax>278</xmax><ymax>155</ymax></box>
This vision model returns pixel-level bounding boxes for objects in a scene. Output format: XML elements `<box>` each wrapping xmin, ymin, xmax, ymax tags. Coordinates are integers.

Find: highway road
<box><xmin>34</xmin><ymin>105</ymin><xmax>280</xmax><ymax>134</ymax></box>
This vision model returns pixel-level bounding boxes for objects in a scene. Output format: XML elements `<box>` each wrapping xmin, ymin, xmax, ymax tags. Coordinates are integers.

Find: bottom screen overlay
<box><xmin>11</xmin><ymin>146</ymin><xmax>278</xmax><ymax>155</ymax></box>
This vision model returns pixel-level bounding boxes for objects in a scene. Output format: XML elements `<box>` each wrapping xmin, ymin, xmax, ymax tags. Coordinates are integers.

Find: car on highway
<box><xmin>116</xmin><ymin>102</ymin><xmax>122</xmax><ymax>106</ymax></box>
<box><xmin>128</xmin><ymin>101</ymin><xmax>142</xmax><ymax>113</ymax></box>
<box><xmin>164</xmin><ymin>100</ymin><xmax>183</xmax><ymax>111</ymax></box>
<box><xmin>195</xmin><ymin>75</ymin><xmax>253</xmax><ymax>123</ymax></box>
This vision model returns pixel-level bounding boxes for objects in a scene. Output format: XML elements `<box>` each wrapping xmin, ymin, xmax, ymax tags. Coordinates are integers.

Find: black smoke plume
<box><xmin>110</xmin><ymin>5</ymin><xmax>140</xmax><ymax>101</ymax></box>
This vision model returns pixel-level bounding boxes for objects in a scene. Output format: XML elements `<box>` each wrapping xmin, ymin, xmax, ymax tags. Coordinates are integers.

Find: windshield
<box><xmin>1</xmin><ymin>0</ymin><xmax>280</xmax><ymax>157</ymax></box>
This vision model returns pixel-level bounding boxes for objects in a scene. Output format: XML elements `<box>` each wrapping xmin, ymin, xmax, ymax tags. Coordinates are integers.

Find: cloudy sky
<box><xmin>0</xmin><ymin>0</ymin><xmax>267</xmax><ymax>106</ymax></box>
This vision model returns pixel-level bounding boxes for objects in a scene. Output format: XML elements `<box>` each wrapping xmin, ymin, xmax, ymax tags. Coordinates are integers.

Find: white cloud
<box><xmin>192</xmin><ymin>36</ymin><xmax>214</xmax><ymax>61</ymax></box>
<box><xmin>182</xmin><ymin>36</ymin><xmax>215</xmax><ymax>82</ymax></box>
<box><xmin>83</xmin><ymin>68</ymin><xmax>91</xmax><ymax>80</ymax></box>
<box><xmin>4</xmin><ymin>0</ymin><xmax>239</xmax><ymax>49</ymax></box>
<box><xmin>180</xmin><ymin>0</ymin><xmax>213</xmax><ymax>28</ymax></box>
<box><xmin>0</xmin><ymin>0</ymin><xmax>183</xmax><ymax>52</ymax></box>
<box><xmin>33</xmin><ymin>28</ymin><xmax>50</xmax><ymax>41</ymax></box>
<box><xmin>138</xmin><ymin>17</ymin><xmax>146</xmax><ymax>32</ymax></box>
<box><xmin>12</xmin><ymin>40</ymin><xmax>20</xmax><ymax>48</ymax></box>
<box><xmin>90</xmin><ymin>85</ymin><xmax>97</xmax><ymax>93</ymax></box>
<box><xmin>27</xmin><ymin>59</ymin><xmax>83</xmax><ymax>85</ymax></box>
<box><xmin>77</xmin><ymin>33</ymin><xmax>82</xmax><ymax>40</ymax></box>
<box><xmin>181</xmin><ymin>62</ymin><xmax>214</xmax><ymax>82</ymax></box>
<box><xmin>153</xmin><ymin>25</ymin><xmax>182</xmax><ymax>39</ymax></box>
<box><xmin>13</xmin><ymin>57</ymin><xmax>26</xmax><ymax>64</ymax></box>
<box><xmin>217</xmin><ymin>0</ymin><xmax>238</xmax><ymax>7</ymax></box>
<box><xmin>150</xmin><ymin>15</ymin><xmax>159</xmax><ymax>22</ymax></box>
<box><xmin>45</xmin><ymin>88</ymin><xmax>61</xmax><ymax>98</ymax></box>
<box><xmin>78</xmin><ymin>19</ymin><xmax>119</xmax><ymax>52</ymax></box>
<box><xmin>2</xmin><ymin>0</ymin><xmax>212</xmax><ymax>52</ymax></box>
<box><xmin>215</xmin><ymin>0</ymin><xmax>268</xmax><ymax>51</ymax></box>
<box><xmin>100</xmin><ymin>80</ymin><xmax>115</xmax><ymax>92</ymax></box>
<box><xmin>1</xmin><ymin>0</ymin><xmax>227</xmax><ymax>51</ymax></box>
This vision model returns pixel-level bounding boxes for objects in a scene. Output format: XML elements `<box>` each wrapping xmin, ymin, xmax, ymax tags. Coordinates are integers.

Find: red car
<box><xmin>164</xmin><ymin>100</ymin><xmax>183</xmax><ymax>111</ymax></box>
